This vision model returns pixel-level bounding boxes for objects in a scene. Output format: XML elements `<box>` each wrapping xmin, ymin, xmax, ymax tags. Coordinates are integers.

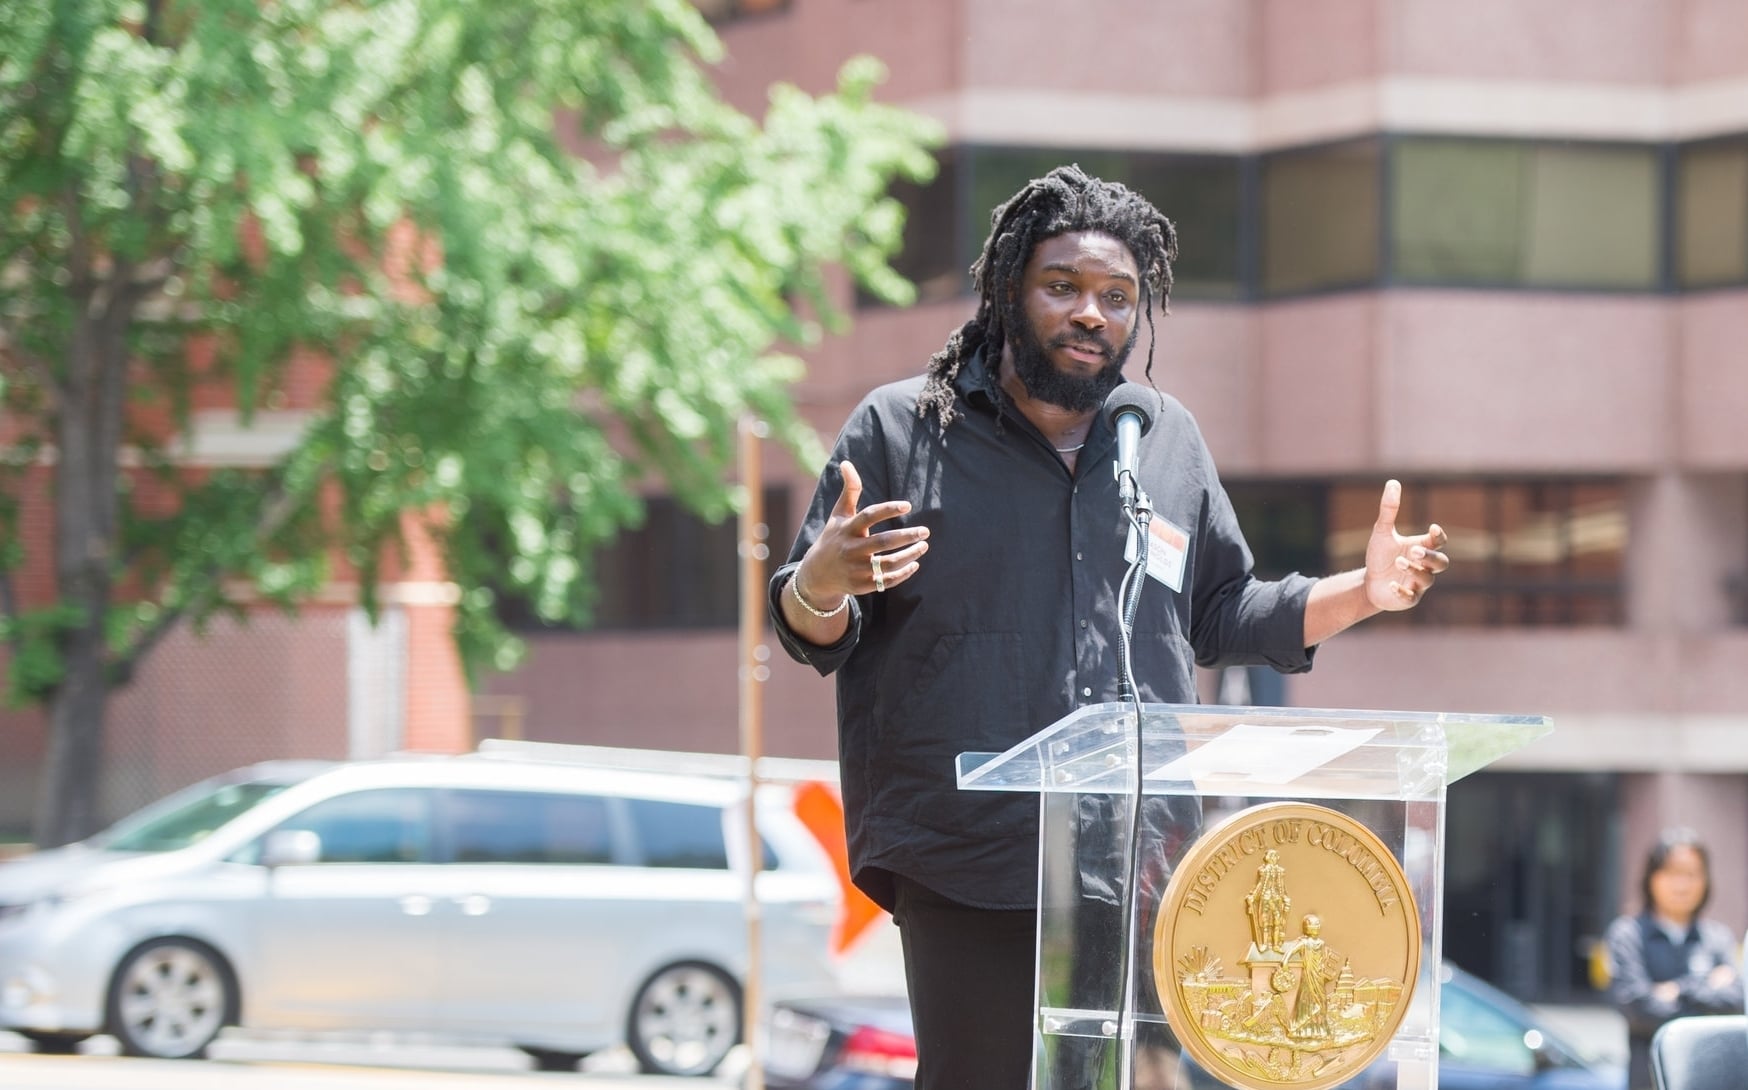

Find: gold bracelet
<box><xmin>789</xmin><ymin>571</ymin><xmax>849</xmax><ymax>619</ymax></box>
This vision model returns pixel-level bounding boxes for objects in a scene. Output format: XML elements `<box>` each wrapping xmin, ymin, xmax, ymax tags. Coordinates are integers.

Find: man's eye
<box><xmin>1107</xmin><ymin>292</ymin><xmax>1129</xmax><ymax>306</ymax></box>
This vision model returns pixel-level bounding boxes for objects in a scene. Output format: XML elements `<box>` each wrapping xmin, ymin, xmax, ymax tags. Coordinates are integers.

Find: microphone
<box><xmin>1103</xmin><ymin>384</ymin><xmax>1156</xmax><ymax>508</ymax></box>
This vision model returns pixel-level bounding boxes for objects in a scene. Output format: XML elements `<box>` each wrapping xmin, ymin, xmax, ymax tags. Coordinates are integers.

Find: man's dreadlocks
<box><xmin>916</xmin><ymin>164</ymin><xmax>1179</xmax><ymax>427</ymax></box>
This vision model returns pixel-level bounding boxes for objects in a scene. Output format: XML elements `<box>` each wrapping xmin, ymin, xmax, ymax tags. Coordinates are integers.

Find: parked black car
<box><xmin>765</xmin><ymin>994</ymin><xmax>917</xmax><ymax>1089</ymax></box>
<box><xmin>761</xmin><ymin>963</ymin><xmax>1625</xmax><ymax>1089</ymax></box>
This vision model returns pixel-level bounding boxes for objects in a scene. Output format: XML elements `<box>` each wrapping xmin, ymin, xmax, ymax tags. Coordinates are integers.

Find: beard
<box><xmin>1008</xmin><ymin>315</ymin><xmax>1136</xmax><ymax>413</ymax></box>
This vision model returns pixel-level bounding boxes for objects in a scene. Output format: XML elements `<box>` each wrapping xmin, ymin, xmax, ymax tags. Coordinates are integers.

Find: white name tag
<box><xmin>1124</xmin><ymin>516</ymin><xmax>1189</xmax><ymax>592</ymax></box>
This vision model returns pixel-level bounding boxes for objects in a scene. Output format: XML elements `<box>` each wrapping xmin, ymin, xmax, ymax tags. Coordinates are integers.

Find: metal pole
<box><xmin>738</xmin><ymin>415</ymin><xmax>769</xmax><ymax>1090</ymax></box>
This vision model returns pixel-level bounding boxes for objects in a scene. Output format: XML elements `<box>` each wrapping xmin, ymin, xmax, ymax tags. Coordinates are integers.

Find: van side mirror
<box><xmin>260</xmin><ymin>829</ymin><xmax>322</xmax><ymax>868</ymax></box>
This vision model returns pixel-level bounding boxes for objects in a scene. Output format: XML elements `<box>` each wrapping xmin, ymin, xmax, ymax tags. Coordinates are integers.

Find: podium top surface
<box><xmin>956</xmin><ymin>702</ymin><xmax>1551</xmax><ymax>800</ymax></box>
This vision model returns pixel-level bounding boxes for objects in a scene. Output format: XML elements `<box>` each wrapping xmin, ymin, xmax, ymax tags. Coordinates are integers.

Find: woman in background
<box><xmin>1604</xmin><ymin>827</ymin><xmax>1744</xmax><ymax>1089</ymax></box>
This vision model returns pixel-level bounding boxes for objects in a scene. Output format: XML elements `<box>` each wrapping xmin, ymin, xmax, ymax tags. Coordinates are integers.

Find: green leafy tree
<box><xmin>0</xmin><ymin>0</ymin><xmax>940</xmax><ymax>847</ymax></box>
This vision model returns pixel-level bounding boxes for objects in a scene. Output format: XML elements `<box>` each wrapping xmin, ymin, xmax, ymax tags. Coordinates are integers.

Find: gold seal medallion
<box><xmin>1152</xmin><ymin>802</ymin><xmax>1421</xmax><ymax>1090</ymax></box>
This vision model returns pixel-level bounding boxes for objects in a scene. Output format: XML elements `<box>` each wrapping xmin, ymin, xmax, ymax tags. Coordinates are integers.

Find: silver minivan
<box><xmin>0</xmin><ymin>752</ymin><xmax>843</xmax><ymax>1076</ymax></box>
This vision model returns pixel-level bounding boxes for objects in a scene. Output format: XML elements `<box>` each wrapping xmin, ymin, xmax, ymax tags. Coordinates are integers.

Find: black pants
<box><xmin>893</xmin><ymin>874</ymin><xmax>1037</xmax><ymax>1090</ymax></box>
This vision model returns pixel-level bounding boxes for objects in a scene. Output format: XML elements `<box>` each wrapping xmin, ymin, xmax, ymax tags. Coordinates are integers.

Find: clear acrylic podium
<box><xmin>956</xmin><ymin>702</ymin><xmax>1552</xmax><ymax>1090</ymax></box>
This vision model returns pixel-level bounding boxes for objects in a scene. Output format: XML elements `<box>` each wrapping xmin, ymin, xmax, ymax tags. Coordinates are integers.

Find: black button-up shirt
<box><xmin>769</xmin><ymin>351</ymin><xmax>1316</xmax><ymax>911</ymax></box>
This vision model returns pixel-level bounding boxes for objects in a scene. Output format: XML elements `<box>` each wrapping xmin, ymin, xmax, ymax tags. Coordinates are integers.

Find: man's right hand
<box><xmin>781</xmin><ymin>460</ymin><xmax>930</xmax><ymax>642</ymax></box>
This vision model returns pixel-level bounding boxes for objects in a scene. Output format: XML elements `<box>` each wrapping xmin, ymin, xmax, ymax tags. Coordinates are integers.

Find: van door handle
<box><xmin>455</xmin><ymin>894</ymin><xmax>491</xmax><ymax>917</ymax></box>
<box><xmin>399</xmin><ymin>894</ymin><xmax>433</xmax><ymax>917</ymax></box>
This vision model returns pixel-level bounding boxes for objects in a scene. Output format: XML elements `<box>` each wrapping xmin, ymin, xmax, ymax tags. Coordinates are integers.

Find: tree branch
<box><xmin>107</xmin><ymin>458</ymin><xmax>328</xmax><ymax>684</ymax></box>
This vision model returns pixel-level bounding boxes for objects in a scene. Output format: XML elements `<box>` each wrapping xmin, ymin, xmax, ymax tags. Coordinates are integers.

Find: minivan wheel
<box><xmin>625</xmin><ymin>961</ymin><xmax>741</xmax><ymax>1076</ymax></box>
<box><xmin>20</xmin><ymin>1030</ymin><xmax>88</xmax><ymax>1054</ymax></box>
<box><xmin>105</xmin><ymin>937</ymin><xmax>236</xmax><ymax>1059</ymax></box>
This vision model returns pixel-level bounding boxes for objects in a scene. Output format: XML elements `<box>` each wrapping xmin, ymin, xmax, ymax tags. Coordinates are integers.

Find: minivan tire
<box><xmin>105</xmin><ymin>937</ymin><xmax>237</xmax><ymax>1060</ymax></box>
<box><xmin>625</xmin><ymin>960</ymin><xmax>741</xmax><ymax>1076</ymax></box>
<box><xmin>520</xmin><ymin>1045</ymin><xmax>590</xmax><ymax>1072</ymax></box>
<box><xmin>21</xmin><ymin>1030</ymin><xmax>88</xmax><ymax>1054</ymax></box>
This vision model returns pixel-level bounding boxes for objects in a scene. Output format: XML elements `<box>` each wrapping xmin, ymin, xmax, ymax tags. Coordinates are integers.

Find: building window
<box><xmin>497</xmin><ymin>487</ymin><xmax>792</xmax><ymax>632</ymax></box>
<box><xmin>968</xmin><ymin>147</ymin><xmax>1244</xmax><ymax>302</ymax></box>
<box><xmin>1125</xmin><ymin>154</ymin><xmax>1244</xmax><ymax>301</ymax></box>
<box><xmin>871</xmin><ymin>132</ymin><xmax>1743</xmax><ymax>302</ymax></box>
<box><xmin>1227</xmin><ymin>478</ymin><xmax>1627</xmax><ymax>626</ymax></box>
<box><xmin>1391</xmin><ymin>137</ymin><xmax>1661</xmax><ymax>290</ymax></box>
<box><xmin>1675</xmin><ymin>136</ymin><xmax>1748</xmax><ymax>288</ymax></box>
<box><xmin>1260</xmin><ymin>138</ymin><xmax>1381</xmax><ymax>296</ymax></box>
<box><xmin>692</xmin><ymin>0</ymin><xmax>790</xmax><ymax>22</ymax></box>
<box><xmin>866</xmin><ymin>145</ymin><xmax>1246</xmax><ymax>308</ymax></box>
<box><xmin>883</xmin><ymin>147</ymin><xmax>964</xmax><ymax>306</ymax></box>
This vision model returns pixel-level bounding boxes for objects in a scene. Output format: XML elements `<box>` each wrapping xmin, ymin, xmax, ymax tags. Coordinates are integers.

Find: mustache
<box><xmin>1051</xmin><ymin>331</ymin><xmax>1114</xmax><ymax>359</ymax></box>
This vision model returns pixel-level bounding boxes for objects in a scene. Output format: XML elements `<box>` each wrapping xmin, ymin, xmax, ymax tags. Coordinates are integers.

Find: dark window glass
<box><xmin>1444</xmin><ymin>770</ymin><xmax>1619</xmax><ymax>1001</ymax></box>
<box><xmin>1227</xmin><ymin>478</ymin><xmax>1626</xmax><ymax>627</ymax></box>
<box><xmin>497</xmin><ymin>486</ymin><xmax>790</xmax><ymax>631</ymax></box>
<box><xmin>627</xmin><ymin>799</ymin><xmax>730</xmax><ymax>869</ymax></box>
<box><xmin>1676</xmin><ymin>137</ymin><xmax>1748</xmax><ymax>288</ymax></box>
<box><xmin>883</xmin><ymin>147</ymin><xmax>964</xmax><ymax>306</ymax></box>
<box><xmin>1261</xmin><ymin>139</ymin><xmax>1381</xmax><ymax>295</ymax></box>
<box><xmin>869</xmin><ymin>134</ymin><xmax>1711</xmax><ymax>302</ymax></box>
<box><xmin>1125</xmin><ymin>155</ymin><xmax>1242</xmax><ymax>300</ymax></box>
<box><xmin>966</xmin><ymin>147</ymin><xmax>1244</xmax><ymax>302</ymax></box>
<box><xmin>866</xmin><ymin>145</ymin><xmax>1245</xmax><ymax>309</ymax></box>
<box><xmin>275</xmin><ymin>789</ymin><xmax>434</xmax><ymax>864</ymax></box>
<box><xmin>444</xmin><ymin>789</ymin><xmax>613</xmax><ymax>865</ymax></box>
<box><xmin>1391</xmin><ymin>138</ymin><xmax>1660</xmax><ymax>289</ymax></box>
<box><xmin>1390</xmin><ymin>139</ymin><xmax>1528</xmax><ymax>284</ymax></box>
<box><xmin>969</xmin><ymin>147</ymin><xmax>1129</xmax><ymax>244</ymax></box>
<box><xmin>1223</xmin><ymin>482</ymin><xmax>1327</xmax><ymax>580</ymax></box>
<box><xmin>692</xmin><ymin>0</ymin><xmax>789</xmax><ymax>22</ymax></box>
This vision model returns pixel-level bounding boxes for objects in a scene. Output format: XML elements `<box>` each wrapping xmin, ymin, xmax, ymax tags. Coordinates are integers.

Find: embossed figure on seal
<box><xmin>1174</xmin><ymin>849</ymin><xmax>1406</xmax><ymax>1084</ymax></box>
<box><xmin>1245</xmin><ymin>848</ymin><xmax>1291</xmax><ymax>953</ymax></box>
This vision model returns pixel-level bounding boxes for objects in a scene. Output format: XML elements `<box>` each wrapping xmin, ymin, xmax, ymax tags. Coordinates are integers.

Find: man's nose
<box><xmin>1071</xmin><ymin>294</ymin><xmax>1106</xmax><ymax>330</ymax></box>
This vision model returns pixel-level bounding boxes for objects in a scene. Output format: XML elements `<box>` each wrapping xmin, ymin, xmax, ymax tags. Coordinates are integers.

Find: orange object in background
<box><xmin>792</xmin><ymin>780</ymin><xmax>885</xmax><ymax>955</ymax></box>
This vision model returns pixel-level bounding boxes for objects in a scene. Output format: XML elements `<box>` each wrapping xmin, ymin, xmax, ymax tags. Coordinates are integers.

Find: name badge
<box><xmin>1125</xmin><ymin>516</ymin><xmax>1190</xmax><ymax>592</ymax></box>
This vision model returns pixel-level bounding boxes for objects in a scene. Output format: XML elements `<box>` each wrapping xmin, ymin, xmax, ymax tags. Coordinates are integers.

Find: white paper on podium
<box><xmin>1143</xmin><ymin>723</ymin><xmax>1379</xmax><ymax>785</ymax></box>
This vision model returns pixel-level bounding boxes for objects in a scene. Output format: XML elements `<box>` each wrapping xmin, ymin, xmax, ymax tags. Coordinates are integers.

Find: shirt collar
<box><xmin>954</xmin><ymin>345</ymin><xmax>1001</xmax><ymax>410</ymax></box>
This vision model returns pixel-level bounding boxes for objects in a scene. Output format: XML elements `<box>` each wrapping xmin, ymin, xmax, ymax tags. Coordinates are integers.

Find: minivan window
<box><xmin>275</xmin><ymin>789</ymin><xmax>435</xmax><ymax>864</ymax></box>
<box><xmin>627</xmin><ymin>799</ymin><xmax>730</xmax><ymax>869</ymax></box>
<box><xmin>623</xmin><ymin>799</ymin><xmax>782</xmax><ymax>871</ymax></box>
<box><xmin>103</xmin><ymin>782</ymin><xmax>292</xmax><ymax>853</ymax></box>
<box><xmin>444</xmin><ymin>789</ymin><xmax>614</xmax><ymax>865</ymax></box>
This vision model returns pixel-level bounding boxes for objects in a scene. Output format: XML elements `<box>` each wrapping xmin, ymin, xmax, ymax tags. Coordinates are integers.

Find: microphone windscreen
<box><xmin>1102</xmin><ymin>383</ymin><xmax>1157</xmax><ymax>435</ymax></box>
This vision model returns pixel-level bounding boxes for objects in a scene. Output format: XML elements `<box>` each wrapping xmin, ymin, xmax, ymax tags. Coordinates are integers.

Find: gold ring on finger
<box><xmin>871</xmin><ymin>554</ymin><xmax>886</xmax><ymax>593</ymax></box>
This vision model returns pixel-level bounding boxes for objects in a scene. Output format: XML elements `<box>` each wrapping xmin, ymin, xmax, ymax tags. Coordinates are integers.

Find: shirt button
<box><xmin>1075</xmin><ymin>551</ymin><xmax>1083</xmax><ymax>561</ymax></box>
<box><xmin>1079</xmin><ymin>619</ymin><xmax>1088</xmax><ymax>628</ymax></box>
<box><xmin>1081</xmin><ymin>687</ymin><xmax>1092</xmax><ymax>698</ymax></box>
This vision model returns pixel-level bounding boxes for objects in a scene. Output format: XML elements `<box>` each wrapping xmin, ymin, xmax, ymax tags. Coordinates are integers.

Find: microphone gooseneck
<box><xmin>1101</xmin><ymin>384</ymin><xmax>1158</xmax><ymax>1090</ymax></box>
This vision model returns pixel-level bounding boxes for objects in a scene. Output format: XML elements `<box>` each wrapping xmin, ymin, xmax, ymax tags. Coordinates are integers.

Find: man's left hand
<box><xmin>1365</xmin><ymin>480</ymin><xmax>1449</xmax><ymax>612</ymax></box>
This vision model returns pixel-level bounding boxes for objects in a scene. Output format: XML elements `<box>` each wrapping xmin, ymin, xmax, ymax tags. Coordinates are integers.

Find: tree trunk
<box><xmin>34</xmin><ymin>650</ymin><xmax>109</xmax><ymax>848</ymax></box>
<box><xmin>33</xmin><ymin>276</ymin><xmax>130</xmax><ymax>848</ymax></box>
